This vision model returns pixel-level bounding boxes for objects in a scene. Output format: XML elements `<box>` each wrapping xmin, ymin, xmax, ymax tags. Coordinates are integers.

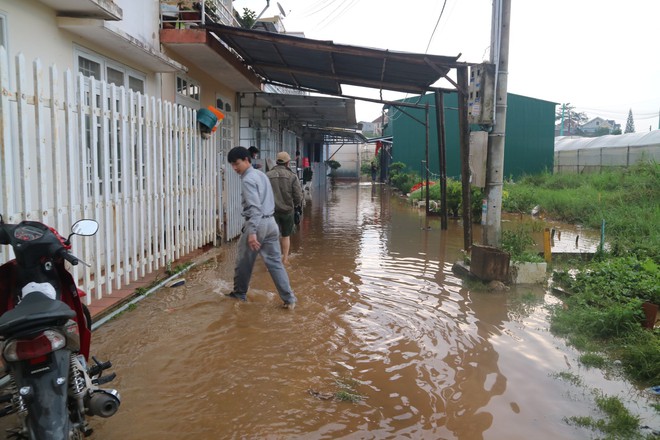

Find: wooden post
<box><xmin>457</xmin><ymin>65</ymin><xmax>472</xmax><ymax>250</ymax></box>
<box><xmin>543</xmin><ymin>227</ymin><xmax>552</xmax><ymax>263</ymax></box>
<box><xmin>425</xmin><ymin>103</ymin><xmax>430</xmax><ymax>217</ymax></box>
<box><xmin>435</xmin><ymin>90</ymin><xmax>448</xmax><ymax>230</ymax></box>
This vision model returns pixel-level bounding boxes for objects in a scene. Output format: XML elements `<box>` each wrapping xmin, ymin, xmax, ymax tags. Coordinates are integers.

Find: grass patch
<box><xmin>579</xmin><ymin>352</ymin><xmax>607</xmax><ymax>369</ymax></box>
<box><xmin>553</xmin><ymin>371</ymin><xmax>583</xmax><ymax>386</ymax></box>
<box><xmin>565</xmin><ymin>393</ymin><xmax>642</xmax><ymax>439</ymax></box>
<box><xmin>506</xmin><ymin>163</ymin><xmax>660</xmax><ymax>387</ymax></box>
<box><xmin>504</xmin><ymin>163</ymin><xmax>660</xmax><ymax>260</ymax></box>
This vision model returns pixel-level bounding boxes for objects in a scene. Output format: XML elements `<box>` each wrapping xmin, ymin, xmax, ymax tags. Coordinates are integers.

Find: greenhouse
<box><xmin>554</xmin><ymin>130</ymin><xmax>660</xmax><ymax>173</ymax></box>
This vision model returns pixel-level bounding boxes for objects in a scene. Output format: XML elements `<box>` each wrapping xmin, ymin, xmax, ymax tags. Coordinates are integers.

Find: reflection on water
<box><xmin>78</xmin><ymin>182</ymin><xmax>655</xmax><ymax>439</ymax></box>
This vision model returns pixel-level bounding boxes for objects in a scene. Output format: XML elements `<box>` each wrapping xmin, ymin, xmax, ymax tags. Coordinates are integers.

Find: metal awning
<box><xmin>206</xmin><ymin>23</ymin><xmax>461</xmax><ymax>96</ymax></box>
<box><xmin>249</xmin><ymin>92</ymin><xmax>357</xmax><ymax>129</ymax></box>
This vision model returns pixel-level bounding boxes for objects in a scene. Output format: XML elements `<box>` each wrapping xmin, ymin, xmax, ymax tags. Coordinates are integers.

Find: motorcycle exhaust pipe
<box><xmin>85</xmin><ymin>389</ymin><xmax>121</xmax><ymax>418</ymax></box>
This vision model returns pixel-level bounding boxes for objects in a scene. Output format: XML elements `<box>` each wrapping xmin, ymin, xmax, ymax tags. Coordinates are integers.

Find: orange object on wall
<box><xmin>207</xmin><ymin>106</ymin><xmax>225</xmax><ymax>132</ymax></box>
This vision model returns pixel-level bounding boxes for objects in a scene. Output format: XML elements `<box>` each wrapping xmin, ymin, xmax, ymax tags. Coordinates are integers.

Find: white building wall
<box><xmin>113</xmin><ymin>0</ymin><xmax>161</xmax><ymax>47</ymax></box>
<box><xmin>328</xmin><ymin>143</ymin><xmax>360</xmax><ymax>178</ymax></box>
<box><xmin>0</xmin><ymin>0</ymin><xmax>162</xmax><ymax>97</ymax></box>
<box><xmin>0</xmin><ymin>2</ymin><xmax>75</xmax><ymax>72</ymax></box>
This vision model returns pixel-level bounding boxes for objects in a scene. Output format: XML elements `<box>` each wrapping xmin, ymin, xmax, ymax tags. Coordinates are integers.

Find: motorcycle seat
<box><xmin>0</xmin><ymin>291</ymin><xmax>76</xmax><ymax>336</ymax></box>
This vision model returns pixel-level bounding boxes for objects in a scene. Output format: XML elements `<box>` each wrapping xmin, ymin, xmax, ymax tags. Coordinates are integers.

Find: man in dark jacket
<box><xmin>266</xmin><ymin>151</ymin><xmax>303</xmax><ymax>264</ymax></box>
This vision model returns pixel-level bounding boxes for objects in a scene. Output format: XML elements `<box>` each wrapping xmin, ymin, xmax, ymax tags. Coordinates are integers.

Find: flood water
<box><xmin>83</xmin><ymin>183</ymin><xmax>656</xmax><ymax>438</ymax></box>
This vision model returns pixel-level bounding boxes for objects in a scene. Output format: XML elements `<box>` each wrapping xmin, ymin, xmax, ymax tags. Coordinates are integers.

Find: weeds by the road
<box><xmin>566</xmin><ymin>393</ymin><xmax>643</xmax><ymax>439</ymax></box>
<box><xmin>504</xmin><ymin>163</ymin><xmax>660</xmax><ymax>387</ymax></box>
<box><xmin>503</xmin><ymin>162</ymin><xmax>659</xmax><ymax>261</ymax></box>
<box><xmin>505</xmin><ymin>164</ymin><xmax>660</xmax><ymax>439</ymax></box>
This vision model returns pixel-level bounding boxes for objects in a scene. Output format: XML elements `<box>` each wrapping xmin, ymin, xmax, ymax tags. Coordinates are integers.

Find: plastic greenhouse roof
<box><xmin>555</xmin><ymin>130</ymin><xmax>660</xmax><ymax>151</ymax></box>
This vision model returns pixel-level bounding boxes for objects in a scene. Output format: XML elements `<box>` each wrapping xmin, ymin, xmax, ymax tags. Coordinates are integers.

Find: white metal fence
<box><xmin>0</xmin><ymin>48</ymin><xmax>218</xmax><ymax>304</ymax></box>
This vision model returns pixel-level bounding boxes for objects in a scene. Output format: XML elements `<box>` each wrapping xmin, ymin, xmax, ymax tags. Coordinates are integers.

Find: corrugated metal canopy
<box><xmin>252</xmin><ymin>92</ymin><xmax>357</xmax><ymax>128</ymax></box>
<box><xmin>206</xmin><ymin>23</ymin><xmax>461</xmax><ymax>96</ymax></box>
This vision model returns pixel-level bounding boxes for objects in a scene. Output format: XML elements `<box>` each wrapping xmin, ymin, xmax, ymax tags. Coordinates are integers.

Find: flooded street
<box><xmin>84</xmin><ymin>182</ymin><xmax>656</xmax><ymax>439</ymax></box>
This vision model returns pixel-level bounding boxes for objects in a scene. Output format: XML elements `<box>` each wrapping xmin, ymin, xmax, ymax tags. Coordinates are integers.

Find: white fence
<box><xmin>0</xmin><ymin>48</ymin><xmax>218</xmax><ymax>304</ymax></box>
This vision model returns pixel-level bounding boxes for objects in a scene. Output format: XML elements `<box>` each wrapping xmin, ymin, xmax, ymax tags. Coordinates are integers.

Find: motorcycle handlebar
<box><xmin>58</xmin><ymin>249</ymin><xmax>79</xmax><ymax>266</ymax></box>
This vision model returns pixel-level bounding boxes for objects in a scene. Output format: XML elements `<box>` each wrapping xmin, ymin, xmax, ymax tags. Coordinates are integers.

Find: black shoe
<box><xmin>225</xmin><ymin>292</ymin><xmax>247</xmax><ymax>302</ymax></box>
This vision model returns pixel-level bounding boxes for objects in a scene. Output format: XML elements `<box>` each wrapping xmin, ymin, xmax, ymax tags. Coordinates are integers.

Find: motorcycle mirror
<box><xmin>70</xmin><ymin>219</ymin><xmax>99</xmax><ymax>237</ymax></box>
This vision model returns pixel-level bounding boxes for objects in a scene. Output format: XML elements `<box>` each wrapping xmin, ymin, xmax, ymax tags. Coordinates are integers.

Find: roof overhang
<box><xmin>205</xmin><ymin>23</ymin><xmax>461</xmax><ymax>96</ymax></box>
<box><xmin>58</xmin><ymin>18</ymin><xmax>185</xmax><ymax>73</ymax></box>
<box><xmin>160</xmin><ymin>29</ymin><xmax>262</xmax><ymax>92</ymax></box>
<box><xmin>39</xmin><ymin>0</ymin><xmax>122</xmax><ymax>21</ymax></box>
<box><xmin>249</xmin><ymin>92</ymin><xmax>357</xmax><ymax>129</ymax></box>
<box><xmin>306</xmin><ymin>127</ymin><xmax>367</xmax><ymax>143</ymax></box>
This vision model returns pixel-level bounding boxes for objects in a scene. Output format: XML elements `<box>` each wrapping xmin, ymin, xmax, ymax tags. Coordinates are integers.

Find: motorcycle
<box><xmin>0</xmin><ymin>216</ymin><xmax>120</xmax><ymax>439</ymax></box>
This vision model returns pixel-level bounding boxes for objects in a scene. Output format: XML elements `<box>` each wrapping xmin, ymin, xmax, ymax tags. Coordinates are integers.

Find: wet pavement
<box><xmin>14</xmin><ymin>181</ymin><xmax>658</xmax><ymax>439</ymax></box>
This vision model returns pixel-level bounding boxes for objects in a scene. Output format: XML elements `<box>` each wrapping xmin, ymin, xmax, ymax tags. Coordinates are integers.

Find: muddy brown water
<box><xmin>5</xmin><ymin>182</ymin><xmax>657</xmax><ymax>439</ymax></box>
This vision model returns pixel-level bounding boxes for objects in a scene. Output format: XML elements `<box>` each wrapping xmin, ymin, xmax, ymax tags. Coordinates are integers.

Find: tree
<box><xmin>234</xmin><ymin>8</ymin><xmax>257</xmax><ymax>29</ymax></box>
<box><xmin>593</xmin><ymin>126</ymin><xmax>611</xmax><ymax>137</ymax></box>
<box><xmin>624</xmin><ymin>109</ymin><xmax>635</xmax><ymax>133</ymax></box>
<box><xmin>555</xmin><ymin>103</ymin><xmax>588</xmax><ymax>135</ymax></box>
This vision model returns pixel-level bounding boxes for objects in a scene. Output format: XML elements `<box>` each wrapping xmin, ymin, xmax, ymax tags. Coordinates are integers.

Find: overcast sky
<box><xmin>233</xmin><ymin>0</ymin><xmax>660</xmax><ymax>131</ymax></box>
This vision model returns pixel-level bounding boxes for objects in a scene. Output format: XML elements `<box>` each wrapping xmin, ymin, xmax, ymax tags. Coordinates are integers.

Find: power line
<box><xmin>425</xmin><ymin>0</ymin><xmax>449</xmax><ymax>54</ymax></box>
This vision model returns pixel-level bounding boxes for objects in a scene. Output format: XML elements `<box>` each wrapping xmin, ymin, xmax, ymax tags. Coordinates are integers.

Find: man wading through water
<box><xmin>267</xmin><ymin>151</ymin><xmax>303</xmax><ymax>264</ymax></box>
<box><xmin>225</xmin><ymin>146</ymin><xmax>297</xmax><ymax>309</ymax></box>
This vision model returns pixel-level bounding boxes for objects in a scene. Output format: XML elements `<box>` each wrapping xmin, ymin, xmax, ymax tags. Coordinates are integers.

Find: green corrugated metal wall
<box><xmin>382</xmin><ymin>92</ymin><xmax>556</xmax><ymax>179</ymax></box>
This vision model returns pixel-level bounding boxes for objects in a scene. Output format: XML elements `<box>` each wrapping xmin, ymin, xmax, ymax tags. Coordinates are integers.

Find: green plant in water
<box><xmin>579</xmin><ymin>352</ymin><xmax>607</xmax><ymax>369</ymax></box>
<box><xmin>553</xmin><ymin>371</ymin><xmax>583</xmax><ymax>386</ymax></box>
<box><xmin>334</xmin><ymin>390</ymin><xmax>363</xmax><ymax>403</ymax></box>
<box><xmin>408</xmin><ymin>178</ymin><xmax>484</xmax><ymax>221</ymax></box>
<box><xmin>333</xmin><ymin>377</ymin><xmax>364</xmax><ymax>403</ymax></box>
<box><xmin>500</xmin><ymin>227</ymin><xmax>544</xmax><ymax>263</ymax></box>
<box><xmin>565</xmin><ymin>393</ymin><xmax>641</xmax><ymax>438</ymax></box>
<box><xmin>166</xmin><ymin>262</ymin><xmax>193</xmax><ymax>277</ymax></box>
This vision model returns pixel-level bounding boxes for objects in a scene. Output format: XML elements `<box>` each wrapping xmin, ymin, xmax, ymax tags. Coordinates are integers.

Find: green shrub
<box><xmin>388</xmin><ymin>162</ymin><xmax>419</xmax><ymax>193</ymax></box>
<box><xmin>408</xmin><ymin>178</ymin><xmax>484</xmax><ymax>221</ymax></box>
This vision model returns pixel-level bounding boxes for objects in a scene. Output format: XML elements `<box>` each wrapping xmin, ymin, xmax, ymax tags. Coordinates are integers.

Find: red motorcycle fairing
<box><xmin>0</xmin><ymin>260</ymin><xmax>91</xmax><ymax>360</ymax></box>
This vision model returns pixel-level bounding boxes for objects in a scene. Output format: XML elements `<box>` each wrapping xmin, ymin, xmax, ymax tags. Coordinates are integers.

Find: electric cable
<box><xmin>425</xmin><ymin>0</ymin><xmax>449</xmax><ymax>54</ymax></box>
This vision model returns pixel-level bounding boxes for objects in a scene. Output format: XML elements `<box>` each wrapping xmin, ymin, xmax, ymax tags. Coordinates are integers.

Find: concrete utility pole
<box><xmin>483</xmin><ymin>0</ymin><xmax>511</xmax><ymax>247</ymax></box>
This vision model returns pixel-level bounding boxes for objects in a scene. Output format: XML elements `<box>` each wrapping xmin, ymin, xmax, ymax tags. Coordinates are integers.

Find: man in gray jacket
<box><xmin>225</xmin><ymin>147</ymin><xmax>296</xmax><ymax>309</ymax></box>
<box><xmin>266</xmin><ymin>151</ymin><xmax>303</xmax><ymax>264</ymax></box>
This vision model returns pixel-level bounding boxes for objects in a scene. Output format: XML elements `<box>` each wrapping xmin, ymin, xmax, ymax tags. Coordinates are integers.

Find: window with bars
<box><xmin>176</xmin><ymin>75</ymin><xmax>201</xmax><ymax>108</ymax></box>
<box><xmin>216</xmin><ymin>96</ymin><xmax>234</xmax><ymax>152</ymax></box>
<box><xmin>75</xmin><ymin>48</ymin><xmax>147</xmax><ymax>197</ymax></box>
